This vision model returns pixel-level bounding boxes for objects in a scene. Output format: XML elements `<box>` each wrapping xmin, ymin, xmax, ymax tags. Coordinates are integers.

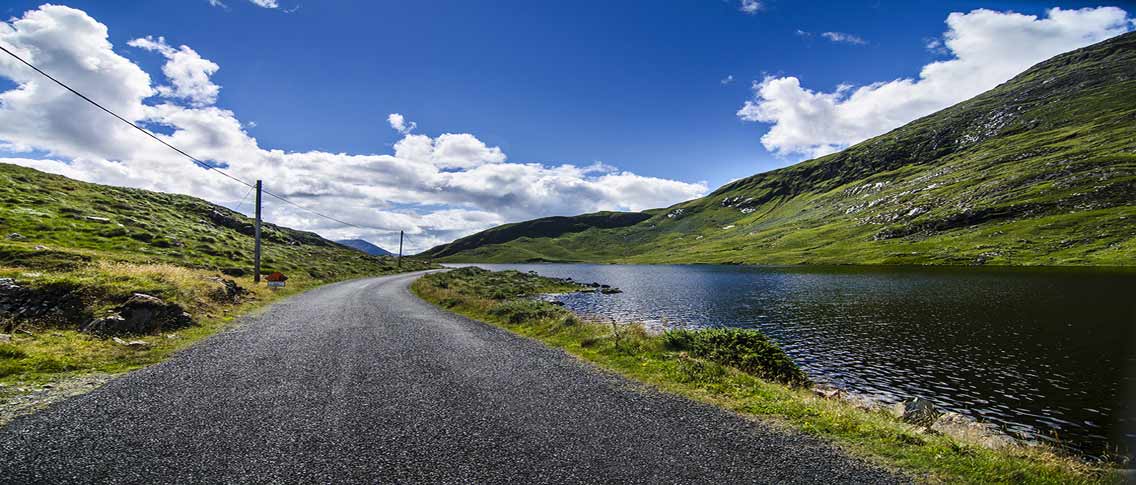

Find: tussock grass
<box><xmin>412</xmin><ymin>268</ymin><xmax>1118</xmax><ymax>484</ymax></box>
<box><xmin>0</xmin><ymin>263</ymin><xmax>270</xmax><ymax>384</ymax></box>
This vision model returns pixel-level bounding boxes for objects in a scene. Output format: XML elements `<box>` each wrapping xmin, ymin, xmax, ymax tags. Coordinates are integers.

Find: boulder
<box><xmin>83</xmin><ymin>293</ymin><xmax>193</xmax><ymax>335</ymax></box>
<box><xmin>220</xmin><ymin>267</ymin><xmax>246</xmax><ymax>277</ymax></box>
<box><xmin>812</xmin><ymin>386</ymin><xmax>843</xmax><ymax>399</ymax></box>
<box><xmin>930</xmin><ymin>412</ymin><xmax>1014</xmax><ymax>449</ymax></box>
<box><xmin>208</xmin><ymin>277</ymin><xmax>245</xmax><ymax>302</ymax></box>
<box><xmin>899</xmin><ymin>397</ymin><xmax>941</xmax><ymax>428</ymax></box>
<box><xmin>600</xmin><ymin>287</ymin><xmax>623</xmax><ymax>294</ymax></box>
<box><xmin>6</xmin><ymin>233</ymin><xmax>25</xmax><ymax>240</ymax></box>
<box><xmin>1</xmin><ymin>279</ymin><xmax>87</xmax><ymax>328</ymax></box>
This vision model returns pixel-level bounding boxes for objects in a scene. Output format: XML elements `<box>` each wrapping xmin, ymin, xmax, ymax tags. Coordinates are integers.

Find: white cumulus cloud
<box><xmin>387</xmin><ymin>113</ymin><xmax>416</xmax><ymax>135</ymax></box>
<box><xmin>128</xmin><ymin>36</ymin><xmax>220</xmax><ymax>106</ymax></box>
<box><xmin>738</xmin><ymin>7</ymin><xmax>1134</xmax><ymax>158</ymax></box>
<box><xmin>0</xmin><ymin>5</ymin><xmax>706</xmax><ymax>252</ymax></box>
<box><xmin>739</xmin><ymin>0</ymin><xmax>761</xmax><ymax>15</ymax></box>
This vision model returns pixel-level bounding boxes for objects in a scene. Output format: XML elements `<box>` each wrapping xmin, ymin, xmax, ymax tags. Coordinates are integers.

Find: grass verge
<box><xmin>0</xmin><ymin>258</ymin><xmax>434</xmax><ymax>396</ymax></box>
<box><xmin>411</xmin><ymin>267</ymin><xmax>1119</xmax><ymax>484</ymax></box>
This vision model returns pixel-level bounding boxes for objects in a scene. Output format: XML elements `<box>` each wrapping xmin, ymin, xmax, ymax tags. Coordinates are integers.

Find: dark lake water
<box><xmin>453</xmin><ymin>263</ymin><xmax>1136</xmax><ymax>459</ymax></box>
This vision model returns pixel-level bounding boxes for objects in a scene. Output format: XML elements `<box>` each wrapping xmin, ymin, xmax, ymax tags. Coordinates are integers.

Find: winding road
<box><xmin>0</xmin><ymin>272</ymin><xmax>903</xmax><ymax>484</ymax></box>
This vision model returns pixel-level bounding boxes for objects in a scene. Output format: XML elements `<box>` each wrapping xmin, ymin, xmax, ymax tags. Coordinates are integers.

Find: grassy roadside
<box><xmin>0</xmin><ymin>258</ymin><xmax>435</xmax><ymax>401</ymax></box>
<box><xmin>411</xmin><ymin>267</ymin><xmax>1117</xmax><ymax>484</ymax></box>
<box><xmin>0</xmin><ymin>161</ymin><xmax>439</xmax><ymax>402</ymax></box>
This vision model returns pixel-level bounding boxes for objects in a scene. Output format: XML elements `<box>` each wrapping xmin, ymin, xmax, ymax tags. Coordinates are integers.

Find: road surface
<box><xmin>0</xmin><ymin>272</ymin><xmax>903</xmax><ymax>484</ymax></box>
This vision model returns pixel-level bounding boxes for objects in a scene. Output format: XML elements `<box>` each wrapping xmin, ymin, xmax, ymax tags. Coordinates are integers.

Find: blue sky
<box><xmin>4</xmin><ymin>0</ymin><xmax>1122</xmax><ymax>186</ymax></box>
<box><xmin>0</xmin><ymin>1</ymin><xmax>1132</xmax><ymax>249</ymax></box>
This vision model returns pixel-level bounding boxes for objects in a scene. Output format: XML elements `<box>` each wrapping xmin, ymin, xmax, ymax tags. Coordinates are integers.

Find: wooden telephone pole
<box><xmin>397</xmin><ymin>230</ymin><xmax>404</xmax><ymax>269</ymax></box>
<box><xmin>254</xmin><ymin>180</ymin><xmax>262</xmax><ymax>283</ymax></box>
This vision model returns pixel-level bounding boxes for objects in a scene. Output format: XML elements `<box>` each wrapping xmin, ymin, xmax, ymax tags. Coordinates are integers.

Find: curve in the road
<box><xmin>0</xmin><ymin>272</ymin><xmax>904</xmax><ymax>484</ymax></box>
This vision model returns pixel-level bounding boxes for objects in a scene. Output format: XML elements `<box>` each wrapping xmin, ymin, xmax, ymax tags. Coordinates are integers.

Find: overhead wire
<box><xmin>232</xmin><ymin>186</ymin><xmax>255</xmax><ymax>215</ymax></box>
<box><xmin>0</xmin><ymin>42</ymin><xmax>368</xmax><ymax>231</ymax></box>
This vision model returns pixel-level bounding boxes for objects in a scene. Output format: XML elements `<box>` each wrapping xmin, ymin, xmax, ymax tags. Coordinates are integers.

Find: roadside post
<box><xmin>254</xmin><ymin>179</ymin><xmax>263</xmax><ymax>283</ymax></box>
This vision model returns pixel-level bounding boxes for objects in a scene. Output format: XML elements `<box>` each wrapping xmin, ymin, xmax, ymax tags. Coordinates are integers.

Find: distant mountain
<box><xmin>422</xmin><ymin>32</ymin><xmax>1136</xmax><ymax>266</ymax></box>
<box><xmin>419</xmin><ymin>211</ymin><xmax>652</xmax><ymax>260</ymax></box>
<box><xmin>337</xmin><ymin>239</ymin><xmax>393</xmax><ymax>256</ymax></box>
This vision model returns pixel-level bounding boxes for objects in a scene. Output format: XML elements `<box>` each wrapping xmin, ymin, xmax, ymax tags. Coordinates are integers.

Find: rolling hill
<box><xmin>0</xmin><ymin>161</ymin><xmax>434</xmax><ymax>390</ymax></box>
<box><xmin>336</xmin><ymin>239</ymin><xmax>394</xmax><ymax>257</ymax></box>
<box><xmin>0</xmin><ymin>163</ymin><xmax>429</xmax><ymax>278</ymax></box>
<box><xmin>421</xmin><ymin>31</ymin><xmax>1136</xmax><ymax>266</ymax></box>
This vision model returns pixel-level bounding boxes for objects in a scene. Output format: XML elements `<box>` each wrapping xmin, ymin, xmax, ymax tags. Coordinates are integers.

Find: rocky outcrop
<box><xmin>209</xmin><ymin>277</ymin><xmax>245</xmax><ymax>303</ymax></box>
<box><xmin>0</xmin><ymin>278</ymin><xmax>87</xmax><ymax>330</ymax></box>
<box><xmin>83</xmin><ymin>293</ymin><xmax>193</xmax><ymax>335</ymax></box>
<box><xmin>931</xmin><ymin>412</ymin><xmax>1014</xmax><ymax>450</ymax></box>
<box><xmin>898</xmin><ymin>397</ymin><xmax>941</xmax><ymax>428</ymax></box>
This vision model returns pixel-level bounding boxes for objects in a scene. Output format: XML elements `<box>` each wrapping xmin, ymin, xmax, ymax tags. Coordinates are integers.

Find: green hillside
<box><xmin>424</xmin><ymin>32</ymin><xmax>1136</xmax><ymax>266</ymax></box>
<box><xmin>0</xmin><ymin>162</ymin><xmax>420</xmax><ymax>278</ymax></box>
<box><xmin>0</xmin><ymin>163</ymin><xmax>434</xmax><ymax>388</ymax></box>
<box><xmin>421</xmin><ymin>211</ymin><xmax>654</xmax><ymax>260</ymax></box>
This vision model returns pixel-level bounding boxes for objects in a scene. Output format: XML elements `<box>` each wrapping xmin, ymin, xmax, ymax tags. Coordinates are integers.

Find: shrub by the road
<box><xmin>662</xmin><ymin>328</ymin><xmax>809</xmax><ymax>387</ymax></box>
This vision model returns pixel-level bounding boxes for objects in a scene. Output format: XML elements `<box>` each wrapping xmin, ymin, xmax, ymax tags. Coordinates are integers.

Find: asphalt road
<box><xmin>0</xmin><ymin>272</ymin><xmax>904</xmax><ymax>484</ymax></box>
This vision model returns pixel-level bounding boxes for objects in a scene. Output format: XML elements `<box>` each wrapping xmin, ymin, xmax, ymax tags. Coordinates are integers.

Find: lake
<box><xmin>451</xmin><ymin>263</ymin><xmax>1136</xmax><ymax>459</ymax></box>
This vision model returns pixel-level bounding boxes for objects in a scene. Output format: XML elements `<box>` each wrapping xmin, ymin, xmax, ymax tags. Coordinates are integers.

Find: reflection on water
<box><xmin>452</xmin><ymin>263</ymin><xmax>1136</xmax><ymax>459</ymax></box>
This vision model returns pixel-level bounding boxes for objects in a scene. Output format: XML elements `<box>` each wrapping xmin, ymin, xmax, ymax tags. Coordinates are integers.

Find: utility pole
<box><xmin>397</xmin><ymin>230</ymin><xmax>404</xmax><ymax>269</ymax></box>
<box><xmin>254</xmin><ymin>180</ymin><xmax>262</xmax><ymax>283</ymax></box>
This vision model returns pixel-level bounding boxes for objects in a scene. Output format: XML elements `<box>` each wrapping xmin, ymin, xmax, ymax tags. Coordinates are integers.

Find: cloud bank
<box><xmin>0</xmin><ymin>5</ymin><xmax>706</xmax><ymax>252</ymax></box>
<box><xmin>739</xmin><ymin>7</ymin><xmax>1134</xmax><ymax>158</ymax></box>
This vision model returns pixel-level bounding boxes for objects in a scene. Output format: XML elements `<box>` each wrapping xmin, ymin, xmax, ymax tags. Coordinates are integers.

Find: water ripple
<box><xmin>456</xmin><ymin>263</ymin><xmax>1136</xmax><ymax>459</ymax></box>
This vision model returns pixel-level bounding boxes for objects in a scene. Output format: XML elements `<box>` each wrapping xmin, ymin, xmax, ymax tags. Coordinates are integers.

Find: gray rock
<box><xmin>600</xmin><ymin>287</ymin><xmax>623</xmax><ymax>294</ymax></box>
<box><xmin>82</xmin><ymin>293</ymin><xmax>193</xmax><ymax>335</ymax></box>
<box><xmin>812</xmin><ymin>386</ymin><xmax>842</xmax><ymax>399</ymax></box>
<box><xmin>930</xmin><ymin>411</ymin><xmax>1014</xmax><ymax>449</ymax></box>
<box><xmin>208</xmin><ymin>277</ymin><xmax>245</xmax><ymax>302</ymax></box>
<box><xmin>900</xmin><ymin>397</ymin><xmax>941</xmax><ymax>428</ymax></box>
<box><xmin>5</xmin><ymin>233</ymin><xmax>25</xmax><ymax>240</ymax></box>
<box><xmin>112</xmin><ymin>337</ymin><xmax>150</xmax><ymax>348</ymax></box>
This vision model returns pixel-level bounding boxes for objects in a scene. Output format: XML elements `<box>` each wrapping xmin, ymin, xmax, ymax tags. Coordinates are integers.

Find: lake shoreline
<box><xmin>448</xmin><ymin>262</ymin><xmax>1135</xmax><ymax>463</ymax></box>
<box><xmin>414</xmin><ymin>267</ymin><xmax>1121</xmax><ymax>483</ymax></box>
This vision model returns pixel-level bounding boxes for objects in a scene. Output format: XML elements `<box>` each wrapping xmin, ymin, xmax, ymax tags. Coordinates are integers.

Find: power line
<box><xmin>0</xmin><ymin>42</ymin><xmax>367</xmax><ymax>231</ymax></box>
<box><xmin>261</xmin><ymin>189</ymin><xmax>362</xmax><ymax>228</ymax></box>
<box><xmin>0</xmin><ymin>43</ymin><xmax>253</xmax><ymax>189</ymax></box>
<box><xmin>232</xmin><ymin>186</ymin><xmax>254</xmax><ymax>214</ymax></box>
